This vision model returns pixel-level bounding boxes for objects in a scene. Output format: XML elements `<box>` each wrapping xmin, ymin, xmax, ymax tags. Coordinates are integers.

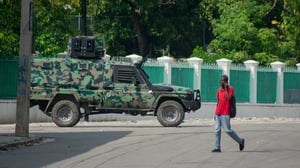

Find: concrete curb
<box><xmin>0</xmin><ymin>134</ymin><xmax>44</xmax><ymax>151</ymax></box>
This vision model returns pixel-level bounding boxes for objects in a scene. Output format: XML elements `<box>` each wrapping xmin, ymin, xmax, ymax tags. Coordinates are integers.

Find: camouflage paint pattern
<box><xmin>30</xmin><ymin>57</ymin><xmax>200</xmax><ymax>113</ymax></box>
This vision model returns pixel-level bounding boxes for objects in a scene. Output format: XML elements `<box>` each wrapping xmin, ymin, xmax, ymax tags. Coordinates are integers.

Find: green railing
<box><xmin>284</xmin><ymin>67</ymin><xmax>300</xmax><ymax>90</ymax></box>
<box><xmin>230</xmin><ymin>65</ymin><xmax>250</xmax><ymax>103</ymax></box>
<box><xmin>142</xmin><ymin>63</ymin><xmax>164</xmax><ymax>84</ymax></box>
<box><xmin>284</xmin><ymin>67</ymin><xmax>300</xmax><ymax>103</ymax></box>
<box><xmin>201</xmin><ymin>64</ymin><xmax>222</xmax><ymax>102</ymax></box>
<box><xmin>0</xmin><ymin>58</ymin><xmax>18</xmax><ymax>99</ymax></box>
<box><xmin>257</xmin><ymin>66</ymin><xmax>277</xmax><ymax>103</ymax></box>
<box><xmin>0</xmin><ymin>58</ymin><xmax>299</xmax><ymax>103</ymax></box>
<box><xmin>171</xmin><ymin>63</ymin><xmax>194</xmax><ymax>89</ymax></box>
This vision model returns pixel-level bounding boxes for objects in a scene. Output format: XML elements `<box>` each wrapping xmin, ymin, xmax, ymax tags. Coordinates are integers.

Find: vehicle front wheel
<box><xmin>51</xmin><ymin>100</ymin><xmax>80</xmax><ymax>127</ymax></box>
<box><xmin>156</xmin><ymin>100</ymin><xmax>185</xmax><ymax>127</ymax></box>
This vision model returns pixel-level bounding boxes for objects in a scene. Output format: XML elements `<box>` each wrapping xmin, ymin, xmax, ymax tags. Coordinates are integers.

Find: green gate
<box><xmin>142</xmin><ymin>63</ymin><xmax>164</xmax><ymax>84</ymax></box>
<box><xmin>230</xmin><ymin>65</ymin><xmax>250</xmax><ymax>102</ymax></box>
<box><xmin>201</xmin><ymin>64</ymin><xmax>222</xmax><ymax>102</ymax></box>
<box><xmin>0</xmin><ymin>58</ymin><xmax>18</xmax><ymax>99</ymax></box>
<box><xmin>257</xmin><ymin>66</ymin><xmax>277</xmax><ymax>103</ymax></box>
<box><xmin>284</xmin><ymin>67</ymin><xmax>300</xmax><ymax>103</ymax></box>
<box><xmin>171</xmin><ymin>63</ymin><xmax>194</xmax><ymax>89</ymax></box>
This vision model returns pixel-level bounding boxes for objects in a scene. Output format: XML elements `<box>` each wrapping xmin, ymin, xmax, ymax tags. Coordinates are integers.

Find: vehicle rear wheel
<box><xmin>51</xmin><ymin>100</ymin><xmax>80</xmax><ymax>127</ymax></box>
<box><xmin>156</xmin><ymin>100</ymin><xmax>185</xmax><ymax>127</ymax></box>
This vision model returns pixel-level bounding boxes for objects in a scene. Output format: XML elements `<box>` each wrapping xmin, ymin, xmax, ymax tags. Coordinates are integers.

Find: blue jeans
<box><xmin>214</xmin><ymin>115</ymin><xmax>243</xmax><ymax>150</ymax></box>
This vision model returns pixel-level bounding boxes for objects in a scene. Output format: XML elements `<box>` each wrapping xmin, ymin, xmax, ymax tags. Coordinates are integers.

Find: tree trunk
<box><xmin>127</xmin><ymin>2</ymin><xmax>149</xmax><ymax>56</ymax></box>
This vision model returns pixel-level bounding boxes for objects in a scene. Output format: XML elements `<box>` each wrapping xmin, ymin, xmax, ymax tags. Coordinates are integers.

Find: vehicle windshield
<box><xmin>139</xmin><ymin>66</ymin><xmax>152</xmax><ymax>86</ymax></box>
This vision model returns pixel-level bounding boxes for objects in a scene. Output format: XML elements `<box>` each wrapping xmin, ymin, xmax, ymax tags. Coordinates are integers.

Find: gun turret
<box><xmin>70</xmin><ymin>36</ymin><xmax>105</xmax><ymax>59</ymax></box>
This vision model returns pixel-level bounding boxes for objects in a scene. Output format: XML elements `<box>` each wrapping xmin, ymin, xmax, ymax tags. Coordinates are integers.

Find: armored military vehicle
<box><xmin>30</xmin><ymin>36</ymin><xmax>201</xmax><ymax>127</ymax></box>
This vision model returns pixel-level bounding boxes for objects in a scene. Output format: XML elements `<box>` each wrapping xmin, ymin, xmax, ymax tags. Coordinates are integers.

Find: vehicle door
<box><xmin>102</xmin><ymin>65</ymin><xmax>155</xmax><ymax>109</ymax></box>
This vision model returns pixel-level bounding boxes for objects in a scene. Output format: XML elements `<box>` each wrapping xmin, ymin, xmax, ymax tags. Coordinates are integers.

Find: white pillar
<box><xmin>157</xmin><ymin>56</ymin><xmax>173</xmax><ymax>84</ymax></box>
<box><xmin>103</xmin><ymin>54</ymin><xmax>111</xmax><ymax>63</ymax></box>
<box><xmin>244</xmin><ymin>60</ymin><xmax>259</xmax><ymax>104</ymax></box>
<box><xmin>296</xmin><ymin>63</ymin><xmax>300</xmax><ymax>71</ymax></box>
<box><xmin>216</xmin><ymin>58</ymin><xmax>232</xmax><ymax>83</ymax></box>
<box><xmin>187</xmin><ymin>57</ymin><xmax>203</xmax><ymax>90</ymax></box>
<box><xmin>126</xmin><ymin>54</ymin><xmax>142</xmax><ymax>64</ymax></box>
<box><xmin>271</xmin><ymin>61</ymin><xmax>285</xmax><ymax>104</ymax></box>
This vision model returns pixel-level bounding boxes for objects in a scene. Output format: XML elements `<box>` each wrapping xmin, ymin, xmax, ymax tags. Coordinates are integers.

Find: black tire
<box><xmin>51</xmin><ymin>100</ymin><xmax>80</xmax><ymax>127</ymax></box>
<box><xmin>156</xmin><ymin>100</ymin><xmax>185</xmax><ymax>127</ymax></box>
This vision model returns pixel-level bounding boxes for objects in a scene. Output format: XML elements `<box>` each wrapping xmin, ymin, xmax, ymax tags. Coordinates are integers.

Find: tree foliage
<box><xmin>278</xmin><ymin>0</ymin><xmax>300</xmax><ymax>61</ymax></box>
<box><xmin>33</xmin><ymin>0</ymin><xmax>80</xmax><ymax>56</ymax></box>
<box><xmin>1</xmin><ymin>0</ymin><xmax>300</xmax><ymax>65</ymax></box>
<box><xmin>198</xmin><ymin>0</ymin><xmax>300</xmax><ymax>65</ymax></box>
<box><xmin>88</xmin><ymin>0</ymin><xmax>204</xmax><ymax>58</ymax></box>
<box><xmin>0</xmin><ymin>0</ymin><xmax>20</xmax><ymax>57</ymax></box>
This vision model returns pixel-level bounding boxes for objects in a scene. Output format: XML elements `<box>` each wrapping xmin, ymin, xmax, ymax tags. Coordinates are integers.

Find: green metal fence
<box><xmin>201</xmin><ymin>63</ymin><xmax>222</xmax><ymax>102</ymax></box>
<box><xmin>230</xmin><ymin>65</ymin><xmax>250</xmax><ymax>102</ymax></box>
<box><xmin>257</xmin><ymin>66</ymin><xmax>277</xmax><ymax>103</ymax></box>
<box><xmin>0</xmin><ymin>58</ymin><xmax>299</xmax><ymax>103</ymax></box>
<box><xmin>0</xmin><ymin>58</ymin><xmax>18</xmax><ymax>99</ymax></box>
<box><xmin>171</xmin><ymin>63</ymin><xmax>194</xmax><ymax>89</ymax></box>
<box><xmin>142</xmin><ymin>63</ymin><xmax>164</xmax><ymax>84</ymax></box>
<box><xmin>284</xmin><ymin>67</ymin><xmax>300</xmax><ymax>103</ymax></box>
<box><xmin>284</xmin><ymin>67</ymin><xmax>300</xmax><ymax>90</ymax></box>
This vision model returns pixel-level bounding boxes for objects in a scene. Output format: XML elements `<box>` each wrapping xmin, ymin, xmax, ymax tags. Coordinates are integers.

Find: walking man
<box><xmin>212</xmin><ymin>75</ymin><xmax>245</xmax><ymax>152</ymax></box>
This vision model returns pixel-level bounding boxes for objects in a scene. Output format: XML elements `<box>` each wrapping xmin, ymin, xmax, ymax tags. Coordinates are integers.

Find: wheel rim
<box><xmin>57</xmin><ymin>106</ymin><xmax>73</xmax><ymax>122</ymax></box>
<box><xmin>162</xmin><ymin>106</ymin><xmax>178</xmax><ymax>122</ymax></box>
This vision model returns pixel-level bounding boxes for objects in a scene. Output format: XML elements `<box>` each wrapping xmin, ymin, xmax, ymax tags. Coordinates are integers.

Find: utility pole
<box><xmin>15</xmin><ymin>0</ymin><xmax>33</xmax><ymax>137</ymax></box>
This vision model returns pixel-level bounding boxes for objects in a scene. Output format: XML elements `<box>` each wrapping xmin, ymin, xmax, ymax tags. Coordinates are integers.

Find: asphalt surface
<box><xmin>1</xmin><ymin>118</ymin><xmax>300</xmax><ymax>168</ymax></box>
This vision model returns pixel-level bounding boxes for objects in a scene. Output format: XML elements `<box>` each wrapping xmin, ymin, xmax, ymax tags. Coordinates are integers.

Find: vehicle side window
<box><xmin>113</xmin><ymin>66</ymin><xmax>141</xmax><ymax>84</ymax></box>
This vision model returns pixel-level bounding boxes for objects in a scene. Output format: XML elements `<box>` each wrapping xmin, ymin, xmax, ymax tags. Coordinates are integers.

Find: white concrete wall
<box><xmin>0</xmin><ymin>100</ymin><xmax>51</xmax><ymax>124</ymax></box>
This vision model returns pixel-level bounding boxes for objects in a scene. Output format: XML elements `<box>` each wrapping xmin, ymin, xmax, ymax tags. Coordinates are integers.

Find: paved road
<box><xmin>1</xmin><ymin>119</ymin><xmax>300</xmax><ymax>168</ymax></box>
